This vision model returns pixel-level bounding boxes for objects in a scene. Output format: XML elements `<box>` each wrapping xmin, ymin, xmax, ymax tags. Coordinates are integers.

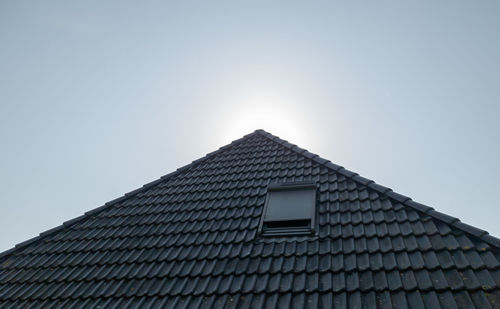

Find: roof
<box><xmin>1</xmin><ymin>129</ymin><xmax>499</xmax><ymax>308</ymax></box>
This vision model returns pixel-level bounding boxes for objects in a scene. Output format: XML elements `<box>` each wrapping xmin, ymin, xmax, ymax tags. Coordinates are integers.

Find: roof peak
<box><xmin>1</xmin><ymin>129</ymin><xmax>499</xmax><ymax>261</ymax></box>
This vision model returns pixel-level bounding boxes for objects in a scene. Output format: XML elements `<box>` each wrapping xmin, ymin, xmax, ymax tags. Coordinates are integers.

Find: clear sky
<box><xmin>0</xmin><ymin>1</ymin><xmax>499</xmax><ymax>252</ymax></box>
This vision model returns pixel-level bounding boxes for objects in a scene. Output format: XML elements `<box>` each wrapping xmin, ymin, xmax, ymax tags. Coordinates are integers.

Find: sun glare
<box><xmin>219</xmin><ymin>97</ymin><xmax>309</xmax><ymax>146</ymax></box>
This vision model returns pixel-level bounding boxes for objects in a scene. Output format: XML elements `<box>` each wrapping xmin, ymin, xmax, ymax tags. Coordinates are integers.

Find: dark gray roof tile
<box><xmin>354</xmin><ymin>238</ymin><xmax>367</xmax><ymax>253</ymax></box>
<box><xmin>369</xmin><ymin>252</ymin><xmax>383</xmax><ymax>271</ymax></box>
<box><xmin>332</xmin><ymin>272</ymin><xmax>345</xmax><ymax>292</ymax></box>
<box><xmin>459</xmin><ymin>269</ymin><xmax>481</xmax><ymax>290</ymax></box>
<box><xmin>357</xmin><ymin>253</ymin><xmax>370</xmax><ymax>271</ymax></box>
<box><xmin>345</xmin><ymin>272</ymin><xmax>359</xmax><ymax>292</ymax></box>
<box><xmin>319</xmin><ymin>255</ymin><xmax>331</xmax><ymax>272</ymax></box>
<box><xmin>436</xmin><ymin>251</ymin><xmax>454</xmax><ymax>269</ymax></box>
<box><xmin>292</xmin><ymin>273</ymin><xmax>306</xmax><ymax>293</ymax></box>
<box><xmin>344</xmin><ymin>253</ymin><xmax>357</xmax><ymax>272</ymax></box>
<box><xmin>430</xmin><ymin>270</ymin><xmax>449</xmax><ymax>290</ymax></box>
<box><xmin>414</xmin><ymin>269</ymin><xmax>433</xmax><ymax>290</ymax></box>
<box><xmin>401</xmin><ymin>270</ymin><xmax>418</xmax><ymax>290</ymax></box>
<box><xmin>465</xmin><ymin>250</ymin><xmax>485</xmax><ymax>269</ymax></box>
<box><xmin>481</xmin><ymin>234</ymin><xmax>500</xmax><ymax>248</ymax></box>
<box><xmin>423</xmin><ymin>291</ymin><xmax>441</xmax><ymax>309</ymax></box>
<box><xmin>372</xmin><ymin>271</ymin><xmax>387</xmax><ymax>291</ymax></box>
<box><xmin>366</xmin><ymin>237</ymin><xmax>379</xmax><ymax>253</ymax></box>
<box><xmin>480</xmin><ymin>251</ymin><xmax>500</xmax><ymax>268</ymax></box>
<box><xmin>391</xmin><ymin>291</ymin><xmax>409</xmax><ymax>309</ymax></box>
<box><xmin>486</xmin><ymin>291</ymin><xmax>500</xmax><ymax>309</ymax></box>
<box><xmin>491</xmin><ymin>269</ymin><xmax>500</xmax><ymax>287</ymax></box>
<box><xmin>437</xmin><ymin>291</ymin><xmax>459</xmax><ymax>309</ymax></box>
<box><xmin>453</xmin><ymin>291</ymin><xmax>475</xmax><ymax>309</ymax></box>
<box><xmin>396</xmin><ymin>252</ymin><xmax>411</xmax><ymax>270</ymax></box>
<box><xmin>383</xmin><ymin>252</ymin><xmax>397</xmax><ymax>270</ymax></box>
<box><xmin>386</xmin><ymin>270</ymin><xmax>403</xmax><ymax>290</ymax></box>
<box><xmin>348</xmin><ymin>291</ymin><xmax>362</xmax><ymax>309</ymax></box>
<box><xmin>358</xmin><ymin>271</ymin><xmax>373</xmax><ymax>291</ymax></box>
<box><xmin>444</xmin><ymin>269</ymin><xmax>465</xmax><ymax>290</ymax></box>
<box><xmin>471</xmin><ymin>291</ymin><xmax>494</xmax><ymax>309</ymax></box>
<box><xmin>319</xmin><ymin>272</ymin><xmax>332</xmax><ymax>292</ymax></box>
<box><xmin>306</xmin><ymin>272</ymin><xmax>318</xmax><ymax>292</ymax></box>
<box><xmin>374</xmin><ymin>291</ymin><xmax>391</xmax><ymax>309</ymax></box>
<box><xmin>476</xmin><ymin>269</ymin><xmax>497</xmax><ymax>290</ymax></box>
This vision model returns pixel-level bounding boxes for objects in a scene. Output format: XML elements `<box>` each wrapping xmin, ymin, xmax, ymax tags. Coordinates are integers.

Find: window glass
<box><xmin>265</xmin><ymin>189</ymin><xmax>314</xmax><ymax>222</ymax></box>
<box><xmin>261</xmin><ymin>183</ymin><xmax>316</xmax><ymax>236</ymax></box>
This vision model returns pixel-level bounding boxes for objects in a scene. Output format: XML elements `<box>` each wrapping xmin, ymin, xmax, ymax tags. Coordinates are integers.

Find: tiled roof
<box><xmin>1</xmin><ymin>129</ymin><xmax>500</xmax><ymax>308</ymax></box>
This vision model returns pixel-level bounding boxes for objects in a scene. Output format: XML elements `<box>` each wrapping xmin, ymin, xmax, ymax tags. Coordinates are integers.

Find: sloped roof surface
<box><xmin>1</xmin><ymin>130</ymin><xmax>500</xmax><ymax>308</ymax></box>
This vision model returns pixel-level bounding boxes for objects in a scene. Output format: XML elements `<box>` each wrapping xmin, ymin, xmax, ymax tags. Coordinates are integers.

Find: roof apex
<box><xmin>1</xmin><ymin>129</ymin><xmax>499</xmax><ymax>261</ymax></box>
<box><xmin>1</xmin><ymin>129</ymin><xmax>500</xmax><ymax>307</ymax></box>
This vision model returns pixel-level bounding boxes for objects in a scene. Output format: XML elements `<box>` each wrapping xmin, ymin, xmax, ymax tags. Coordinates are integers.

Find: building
<box><xmin>0</xmin><ymin>130</ymin><xmax>499</xmax><ymax>308</ymax></box>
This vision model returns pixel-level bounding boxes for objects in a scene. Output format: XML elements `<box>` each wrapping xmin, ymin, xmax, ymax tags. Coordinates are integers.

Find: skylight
<box><xmin>259</xmin><ymin>181</ymin><xmax>317</xmax><ymax>236</ymax></box>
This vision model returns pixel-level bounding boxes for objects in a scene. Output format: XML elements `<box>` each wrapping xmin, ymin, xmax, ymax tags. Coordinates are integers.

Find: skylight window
<box><xmin>259</xmin><ymin>181</ymin><xmax>317</xmax><ymax>236</ymax></box>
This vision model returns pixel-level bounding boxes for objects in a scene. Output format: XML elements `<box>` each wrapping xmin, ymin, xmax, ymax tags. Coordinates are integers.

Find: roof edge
<box><xmin>254</xmin><ymin>129</ymin><xmax>500</xmax><ymax>249</ymax></box>
<box><xmin>0</xmin><ymin>130</ymin><xmax>261</xmax><ymax>261</ymax></box>
<box><xmin>2</xmin><ymin>128</ymin><xmax>498</xmax><ymax>260</ymax></box>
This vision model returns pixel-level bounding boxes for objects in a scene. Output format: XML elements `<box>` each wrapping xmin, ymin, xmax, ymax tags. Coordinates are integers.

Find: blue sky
<box><xmin>0</xmin><ymin>1</ymin><xmax>499</xmax><ymax>252</ymax></box>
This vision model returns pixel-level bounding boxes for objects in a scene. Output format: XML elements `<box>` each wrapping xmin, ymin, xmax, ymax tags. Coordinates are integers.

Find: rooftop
<box><xmin>0</xmin><ymin>129</ymin><xmax>499</xmax><ymax>308</ymax></box>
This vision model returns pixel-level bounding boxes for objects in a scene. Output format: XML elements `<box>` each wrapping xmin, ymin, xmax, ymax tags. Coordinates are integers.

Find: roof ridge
<box><xmin>254</xmin><ymin>129</ymin><xmax>500</xmax><ymax>249</ymax></box>
<box><xmin>0</xmin><ymin>130</ymin><xmax>262</xmax><ymax>260</ymax></box>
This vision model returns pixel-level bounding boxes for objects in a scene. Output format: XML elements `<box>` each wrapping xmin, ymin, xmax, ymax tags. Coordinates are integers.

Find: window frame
<box><xmin>258</xmin><ymin>181</ymin><xmax>317</xmax><ymax>236</ymax></box>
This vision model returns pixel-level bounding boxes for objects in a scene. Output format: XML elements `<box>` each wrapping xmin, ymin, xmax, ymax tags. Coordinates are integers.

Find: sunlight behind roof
<box><xmin>218</xmin><ymin>96</ymin><xmax>310</xmax><ymax>148</ymax></box>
